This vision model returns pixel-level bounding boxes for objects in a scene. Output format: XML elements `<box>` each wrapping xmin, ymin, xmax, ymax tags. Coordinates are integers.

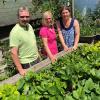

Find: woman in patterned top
<box><xmin>56</xmin><ymin>5</ymin><xmax>80</xmax><ymax>51</ymax></box>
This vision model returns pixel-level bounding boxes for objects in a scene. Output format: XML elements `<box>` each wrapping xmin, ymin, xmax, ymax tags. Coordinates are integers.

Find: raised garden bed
<box><xmin>0</xmin><ymin>50</ymin><xmax>71</xmax><ymax>85</ymax></box>
<box><xmin>0</xmin><ymin>42</ymin><xmax>100</xmax><ymax>100</ymax></box>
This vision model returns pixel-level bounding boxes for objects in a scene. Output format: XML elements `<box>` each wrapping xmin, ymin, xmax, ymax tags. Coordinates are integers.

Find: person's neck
<box><xmin>19</xmin><ymin>23</ymin><xmax>29</xmax><ymax>30</ymax></box>
<box><xmin>45</xmin><ymin>24</ymin><xmax>53</xmax><ymax>28</ymax></box>
<box><xmin>63</xmin><ymin>17</ymin><xmax>71</xmax><ymax>22</ymax></box>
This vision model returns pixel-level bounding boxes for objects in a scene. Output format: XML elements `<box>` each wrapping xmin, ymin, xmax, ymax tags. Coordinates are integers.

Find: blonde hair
<box><xmin>42</xmin><ymin>11</ymin><xmax>54</xmax><ymax>27</ymax></box>
<box><xmin>17</xmin><ymin>6</ymin><xmax>30</xmax><ymax>17</ymax></box>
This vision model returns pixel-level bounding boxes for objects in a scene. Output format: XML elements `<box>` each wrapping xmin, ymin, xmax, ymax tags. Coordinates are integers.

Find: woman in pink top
<box><xmin>39</xmin><ymin>11</ymin><xmax>58</xmax><ymax>63</ymax></box>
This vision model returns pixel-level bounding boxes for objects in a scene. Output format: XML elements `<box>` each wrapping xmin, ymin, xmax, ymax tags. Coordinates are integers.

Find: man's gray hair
<box><xmin>17</xmin><ymin>6</ymin><xmax>29</xmax><ymax>17</ymax></box>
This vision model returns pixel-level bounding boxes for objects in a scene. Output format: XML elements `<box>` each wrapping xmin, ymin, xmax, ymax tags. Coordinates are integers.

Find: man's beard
<box><xmin>24</xmin><ymin>23</ymin><xmax>29</xmax><ymax>30</ymax></box>
<box><xmin>20</xmin><ymin>21</ymin><xmax>29</xmax><ymax>30</ymax></box>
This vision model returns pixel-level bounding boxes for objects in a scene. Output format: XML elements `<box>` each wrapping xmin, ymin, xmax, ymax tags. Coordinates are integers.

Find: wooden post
<box><xmin>72</xmin><ymin>0</ymin><xmax>74</xmax><ymax>18</ymax></box>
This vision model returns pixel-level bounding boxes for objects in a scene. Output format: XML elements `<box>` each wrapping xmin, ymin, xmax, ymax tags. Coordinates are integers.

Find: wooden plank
<box><xmin>0</xmin><ymin>50</ymin><xmax>71</xmax><ymax>85</ymax></box>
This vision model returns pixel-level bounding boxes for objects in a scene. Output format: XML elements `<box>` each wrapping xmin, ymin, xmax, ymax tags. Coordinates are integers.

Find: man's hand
<box><xmin>19</xmin><ymin>69</ymin><xmax>27</xmax><ymax>76</ymax></box>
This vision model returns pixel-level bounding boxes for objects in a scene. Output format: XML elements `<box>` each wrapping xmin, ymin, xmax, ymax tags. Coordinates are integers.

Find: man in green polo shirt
<box><xmin>9</xmin><ymin>6</ymin><xmax>40</xmax><ymax>76</ymax></box>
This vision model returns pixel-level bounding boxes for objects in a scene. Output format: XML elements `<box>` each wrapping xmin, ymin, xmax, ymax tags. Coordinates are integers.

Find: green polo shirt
<box><xmin>9</xmin><ymin>23</ymin><xmax>39</xmax><ymax>64</ymax></box>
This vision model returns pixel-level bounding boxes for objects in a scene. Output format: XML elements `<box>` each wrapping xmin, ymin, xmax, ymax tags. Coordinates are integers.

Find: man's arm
<box><xmin>10</xmin><ymin>47</ymin><xmax>26</xmax><ymax>75</ymax></box>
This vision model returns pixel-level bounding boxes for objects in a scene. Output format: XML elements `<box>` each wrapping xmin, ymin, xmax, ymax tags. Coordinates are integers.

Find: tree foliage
<box><xmin>75</xmin><ymin>1</ymin><xmax>100</xmax><ymax>36</ymax></box>
<box><xmin>31</xmin><ymin>0</ymin><xmax>71</xmax><ymax>19</ymax></box>
<box><xmin>92</xmin><ymin>1</ymin><xmax>100</xmax><ymax>20</ymax></box>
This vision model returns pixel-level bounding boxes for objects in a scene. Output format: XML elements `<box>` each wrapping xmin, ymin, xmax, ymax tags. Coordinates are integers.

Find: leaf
<box><xmin>95</xmin><ymin>84</ymin><xmax>100</xmax><ymax>95</ymax></box>
<box><xmin>56</xmin><ymin>95</ymin><xmax>64</xmax><ymax>100</ymax></box>
<box><xmin>73</xmin><ymin>90</ymin><xmax>80</xmax><ymax>99</ymax></box>
<box><xmin>13</xmin><ymin>91</ymin><xmax>20</xmax><ymax>95</ymax></box>
<box><xmin>90</xmin><ymin>69</ymin><xmax>96</xmax><ymax>76</ymax></box>
<box><xmin>26</xmin><ymin>94</ymin><xmax>41</xmax><ymax>100</ymax></box>
<box><xmin>36</xmin><ymin>86</ymin><xmax>45</xmax><ymax>92</ymax></box>
<box><xmin>81</xmin><ymin>96</ymin><xmax>88</xmax><ymax>100</ymax></box>
<box><xmin>84</xmin><ymin>78</ymin><xmax>94</xmax><ymax>93</ymax></box>
<box><xmin>95</xmin><ymin>70</ymin><xmax>100</xmax><ymax>79</ymax></box>
<box><xmin>87</xmin><ymin>95</ymin><xmax>91</xmax><ymax>100</ymax></box>
<box><xmin>0</xmin><ymin>84</ymin><xmax>17</xmax><ymax>97</ymax></box>
<box><xmin>91</xmin><ymin>92</ymin><xmax>100</xmax><ymax>100</ymax></box>
<box><xmin>23</xmin><ymin>83</ymin><xmax>30</xmax><ymax>95</ymax></box>
<box><xmin>49</xmin><ymin>96</ymin><xmax>56</xmax><ymax>100</ymax></box>
<box><xmin>24</xmin><ymin>71</ymin><xmax>35</xmax><ymax>81</ymax></box>
<box><xmin>48</xmin><ymin>86</ymin><xmax>60</xmax><ymax>95</ymax></box>
<box><xmin>17</xmin><ymin>79</ymin><xmax>25</xmax><ymax>93</ymax></box>
<box><xmin>64</xmin><ymin>95</ymin><xmax>74</xmax><ymax>100</ymax></box>
<box><xmin>3</xmin><ymin>95</ymin><xmax>20</xmax><ymax>100</ymax></box>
